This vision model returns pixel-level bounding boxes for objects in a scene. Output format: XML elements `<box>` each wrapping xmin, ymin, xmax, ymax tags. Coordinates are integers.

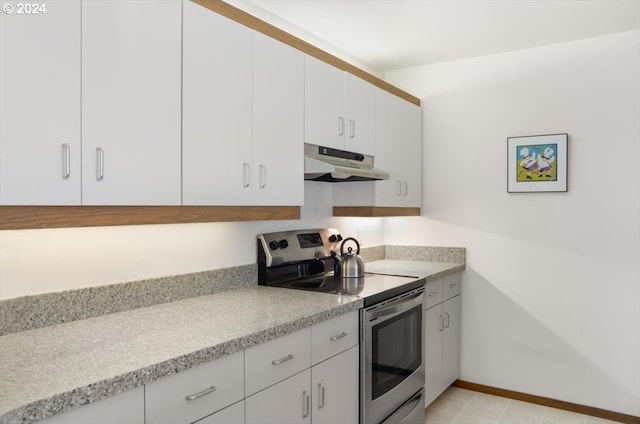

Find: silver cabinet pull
<box><xmin>338</xmin><ymin>116</ymin><xmax>344</xmax><ymax>136</ymax></box>
<box><xmin>428</xmin><ymin>291</ymin><xmax>439</xmax><ymax>297</ymax></box>
<box><xmin>62</xmin><ymin>144</ymin><xmax>71</xmax><ymax>179</ymax></box>
<box><xmin>318</xmin><ymin>383</ymin><xmax>325</xmax><ymax>409</ymax></box>
<box><xmin>449</xmin><ymin>283</ymin><xmax>458</xmax><ymax>289</ymax></box>
<box><xmin>259</xmin><ymin>164</ymin><xmax>266</xmax><ymax>189</ymax></box>
<box><xmin>329</xmin><ymin>332</ymin><xmax>347</xmax><ymax>341</ymax></box>
<box><xmin>96</xmin><ymin>147</ymin><xmax>104</xmax><ymax>181</ymax></box>
<box><xmin>439</xmin><ymin>314</ymin><xmax>444</xmax><ymax>332</ymax></box>
<box><xmin>349</xmin><ymin>119</ymin><xmax>355</xmax><ymax>138</ymax></box>
<box><xmin>302</xmin><ymin>390</ymin><xmax>310</xmax><ymax>418</ymax></box>
<box><xmin>185</xmin><ymin>385</ymin><xmax>216</xmax><ymax>401</ymax></box>
<box><xmin>243</xmin><ymin>163</ymin><xmax>250</xmax><ymax>188</ymax></box>
<box><xmin>271</xmin><ymin>354</ymin><xmax>293</xmax><ymax>365</ymax></box>
<box><xmin>396</xmin><ymin>180</ymin><xmax>402</xmax><ymax>196</ymax></box>
<box><xmin>444</xmin><ymin>312</ymin><xmax>450</xmax><ymax>329</ymax></box>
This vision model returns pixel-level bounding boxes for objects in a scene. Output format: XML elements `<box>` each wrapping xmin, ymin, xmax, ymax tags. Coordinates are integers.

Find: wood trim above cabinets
<box><xmin>190</xmin><ymin>0</ymin><xmax>420</xmax><ymax>107</ymax></box>
<box><xmin>332</xmin><ymin>206</ymin><xmax>421</xmax><ymax>217</ymax></box>
<box><xmin>0</xmin><ymin>206</ymin><xmax>300</xmax><ymax>230</ymax></box>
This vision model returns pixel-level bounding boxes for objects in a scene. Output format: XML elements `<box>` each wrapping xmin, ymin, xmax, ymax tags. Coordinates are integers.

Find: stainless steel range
<box><xmin>257</xmin><ymin>229</ymin><xmax>426</xmax><ymax>424</ymax></box>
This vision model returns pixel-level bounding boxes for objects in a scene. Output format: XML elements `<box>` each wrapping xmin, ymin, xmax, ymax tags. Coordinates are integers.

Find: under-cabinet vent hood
<box><xmin>304</xmin><ymin>143</ymin><xmax>390</xmax><ymax>182</ymax></box>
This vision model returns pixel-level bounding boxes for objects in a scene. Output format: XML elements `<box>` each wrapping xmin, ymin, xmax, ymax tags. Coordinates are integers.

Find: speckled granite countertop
<box><xmin>0</xmin><ymin>287</ymin><xmax>362</xmax><ymax>424</ymax></box>
<box><xmin>366</xmin><ymin>259</ymin><xmax>465</xmax><ymax>280</ymax></box>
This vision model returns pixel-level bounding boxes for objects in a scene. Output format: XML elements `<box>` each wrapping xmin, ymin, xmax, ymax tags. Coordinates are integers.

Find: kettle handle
<box><xmin>340</xmin><ymin>237</ymin><xmax>360</xmax><ymax>255</ymax></box>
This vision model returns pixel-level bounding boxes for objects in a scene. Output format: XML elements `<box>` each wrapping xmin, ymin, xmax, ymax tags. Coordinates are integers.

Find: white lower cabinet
<box><xmin>424</xmin><ymin>274</ymin><xmax>462</xmax><ymax>407</ymax></box>
<box><xmin>145</xmin><ymin>351</ymin><xmax>244</xmax><ymax>424</ymax></box>
<box><xmin>311</xmin><ymin>346</ymin><xmax>359</xmax><ymax>424</ymax></box>
<box><xmin>245</xmin><ymin>369</ymin><xmax>312</xmax><ymax>424</ymax></box>
<box><xmin>40</xmin><ymin>386</ymin><xmax>143</xmax><ymax>424</ymax></box>
<box><xmin>192</xmin><ymin>401</ymin><xmax>245</xmax><ymax>424</ymax></box>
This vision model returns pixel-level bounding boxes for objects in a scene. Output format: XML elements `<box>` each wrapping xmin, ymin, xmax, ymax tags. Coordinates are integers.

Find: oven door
<box><xmin>361</xmin><ymin>288</ymin><xmax>425</xmax><ymax>424</ymax></box>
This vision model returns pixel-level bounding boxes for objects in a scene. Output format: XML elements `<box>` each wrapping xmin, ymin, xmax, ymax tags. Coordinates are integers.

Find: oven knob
<box><xmin>279</xmin><ymin>239</ymin><xmax>289</xmax><ymax>249</ymax></box>
<box><xmin>269</xmin><ymin>241</ymin><xmax>279</xmax><ymax>250</ymax></box>
<box><xmin>328</xmin><ymin>234</ymin><xmax>338</xmax><ymax>243</ymax></box>
<box><xmin>337</xmin><ymin>234</ymin><xmax>343</xmax><ymax>241</ymax></box>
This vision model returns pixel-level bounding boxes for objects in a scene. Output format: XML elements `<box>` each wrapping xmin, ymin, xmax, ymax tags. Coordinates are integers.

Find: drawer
<box><xmin>311</xmin><ymin>310</ymin><xmax>359</xmax><ymax>365</ymax></box>
<box><xmin>424</xmin><ymin>278</ymin><xmax>443</xmax><ymax>309</ymax></box>
<box><xmin>245</xmin><ymin>327</ymin><xmax>311</xmax><ymax>396</ymax></box>
<box><xmin>443</xmin><ymin>273</ymin><xmax>461</xmax><ymax>300</ymax></box>
<box><xmin>145</xmin><ymin>350</ymin><xmax>244</xmax><ymax>424</ymax></box>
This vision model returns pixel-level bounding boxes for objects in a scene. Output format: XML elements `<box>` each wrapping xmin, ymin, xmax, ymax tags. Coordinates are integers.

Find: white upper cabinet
<box><xmin>305</xmin><ymin>56</ymin><xmax>375</xmax><ymax>155</ymax></box>
<box><xmin>373</xmin><ymin>89</ymin><xmax>422</xmax><ymax>207</ymax></box>
<box><xmin>183</xmin><ymin>2</ymin><xmax>303</xmax><ymax>207</ymax></box>
<box><xmin>0</xmin><ymin>0</ymin><xmax>81</xmax><ymax>205</ymax></box>
<box><xmin>81</xmin><ymin>0</ymin><xmax>182</xmax><ymax>205</ymax></box>
<box><xmin>182</xmin><ymin>0</ymin><xmax>253</xmax><ymax>205</ymax></box>
<box><xmin>252</xmin><ymin>32</ymin><xmax>304</xmax><ymax>206</ymax></box>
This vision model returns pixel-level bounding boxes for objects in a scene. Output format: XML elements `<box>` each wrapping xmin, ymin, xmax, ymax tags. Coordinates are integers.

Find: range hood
<box><xmin>304</xmin><ymin>143</ymin><xmax>389</xmax><ymax>182</ymax></box>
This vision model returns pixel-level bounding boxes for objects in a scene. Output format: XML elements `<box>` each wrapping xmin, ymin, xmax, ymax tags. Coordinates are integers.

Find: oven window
<box><xmin>371</xmin><ymin>305</ymin><xmax>422</xmax><ymax>400</ymax></box>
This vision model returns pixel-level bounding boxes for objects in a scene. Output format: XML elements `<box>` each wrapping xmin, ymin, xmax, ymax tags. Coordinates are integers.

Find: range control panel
<box><xmin>258</xmin><ymin>228</ymin><xmax>343</xmax><ymax>267</ymax></box>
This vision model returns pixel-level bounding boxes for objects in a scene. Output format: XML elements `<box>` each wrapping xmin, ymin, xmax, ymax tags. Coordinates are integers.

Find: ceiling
<box><xmin>234</xmin><ymin>0</ymin><xmax>640</xmax><ymax>73</ymax></box>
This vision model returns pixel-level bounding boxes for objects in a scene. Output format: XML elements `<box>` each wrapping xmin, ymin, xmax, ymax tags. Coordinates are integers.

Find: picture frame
<box><xmin>507</xmin><ymin>133</ymin><xmax>568</xmax><ymax>193</ymax></box>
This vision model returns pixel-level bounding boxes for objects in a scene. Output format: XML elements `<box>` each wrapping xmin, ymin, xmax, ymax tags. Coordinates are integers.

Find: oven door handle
<box><xmin>366</xmin><ymin>290</ymin><xmax>424</xmax><ymax>321</ymax></box>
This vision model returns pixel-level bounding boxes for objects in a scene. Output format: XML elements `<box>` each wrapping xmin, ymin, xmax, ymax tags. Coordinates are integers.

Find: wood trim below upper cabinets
<box><xmin>453</xmin><ymin>380</ymin><xmax>640</xmax><ymax>424</ymax></box>
<box><xmin>0</xmin><ymin>206</ymin><xmax>300</xmax><ymax>230</ymax></box>
<box><xmin>190</xmin><ymin>0</ymin><xmax>420</xmax><ymax>107</ymax></box>
<box><xmin>333</xmin><ymin>206</ymin><xmax>421</xmax><ymax>217</ymax></box>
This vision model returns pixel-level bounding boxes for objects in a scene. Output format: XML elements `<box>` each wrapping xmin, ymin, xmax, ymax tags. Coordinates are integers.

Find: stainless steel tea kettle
<box><xmin>332</xmin><ymin>237</ymin><xmax>365</xmax><ymax>278</ymax></box>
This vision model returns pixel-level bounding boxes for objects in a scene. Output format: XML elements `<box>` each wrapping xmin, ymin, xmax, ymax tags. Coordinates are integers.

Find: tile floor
<box><xmin>425</xmin><ymin>387</ymin><xmax>621</xmax><ymax>424</ymax></box>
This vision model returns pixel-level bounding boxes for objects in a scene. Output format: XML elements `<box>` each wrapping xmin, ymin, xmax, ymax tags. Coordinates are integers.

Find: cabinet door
<box><xmin>424</xmin><ymin>304</ymin><xmax>445</xmax><ymax>407</ymax></box>
<box><xmin>374</xmin><ymin>89</ymin><xmax>422</xmax><ymax>207</ymax></box>
<box><xmin>311</xmin><ymin>346</ymin><xmax>359</xmax><ymax>424</ymax></box>
<box><xmin>304</xmin><ymin>55</ymin><xmax>345</xmax><ymax>150</ymax></box>
<box><xmin>0</xmin><ymin>0</ymin><xmax>81</xmax><ymax>205</ymax></box>
<box><xmin>182</xmin><ymin>0</ymin><xmax>253</xmax><ymax>205</ymax></box>
<box><xmin>39</xmin><ymin>387</ymin><xmax>143</xmax><ymax>424</ymax></box>
<box><xmin>245</xmin><ymin>369</ymin><xmax>312</xmax><ymax>424</ymax></box>
<box><xmin>81</xmin><ymin>0</ymin><xmax>181</xmax><ymax>205</ymax></box>
<box><xmin>252</xmin><ymin>32</ymin><xmax>304</xmax><ymax>205</ymax></box>
<box><xmin>443</xmin><ymin>294</ymin><xmax>461</xmax><ymax>388</ymax></box>
<box><xmin>345</xmin><ymin>73</ymin><xmax>375</xmax><ymax>156</ymax></box>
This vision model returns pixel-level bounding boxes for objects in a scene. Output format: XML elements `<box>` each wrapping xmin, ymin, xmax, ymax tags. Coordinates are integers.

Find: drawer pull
<box><xmin>271</xmin><ymin>354</ymin><xmax>294</xmax><ymax>366</ymax></box>
<box><xmin>185</xmin><ymin>385</ymin><xmax>216</xmax><ymax>401</ymax></box>
<box><xmin>449</xmin><ymin>283</ymin><xmax>458</xmax><ymax>288</ymax></box>
<box><xmin>329</xmin><ymin>332</ymin><xmax>347</xmax><ymax>341</ymax></box>
<box><xmin>428</xmin><ymin>291</ymin><xmax>439</xmax><ymax>297</ymax></box>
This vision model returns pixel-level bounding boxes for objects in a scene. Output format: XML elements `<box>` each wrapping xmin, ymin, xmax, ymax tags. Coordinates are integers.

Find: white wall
<box><xmin>0</xmin><ymin>182</ymin><xmax>384</xmax><ymax>299</ymax></box>
<box><xmin>385</xmin><ymin>31</ymin><xmax>640</xmax><ymax>416</ymax></box>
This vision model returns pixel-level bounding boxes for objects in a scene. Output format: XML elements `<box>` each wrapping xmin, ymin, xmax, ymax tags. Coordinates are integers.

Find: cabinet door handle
<box><xmin>96</xmin><ymin>147</ymin><xmax>104</xmax><ymax>181</ymax></box>
<box><xmin>62</xmin><ymin>144</ymin><xmax>71</xmax><ymax>179</ymax></box>
<box><xmin>439</xmin><ymin>314</ymin><xmax>444</xmax><ymax>332</ymax></box>
<box><xmin>243</xmin><ymin>163</ymin><xmax>250</xmax><ymax>188</ymax></box>
<box><xmin>185</xmin><ymin>385</ymin><xmax>216</xmax><ymax>401</ymax></box>
<box><xmin>271</xmin><ymin>354</ymin><xmax>293</xmax><ymax>365</ymax></box>
<box><xmin>349</xmin><ymin>119</ymin><xmax>355</xmax><ymax>138</ymax></box>
<box><xmin>338</xmin><ymin>117</ymin><xmax>344</xmax><ymax>136</ymax></box>
<box><xmin>428</xmin><ymin>291</ymin><xmax>439</xmax><ymax>297</ymax></box>
<box><xmin>329</xmin><ymin>332</ymin><xmax>347</xmax><ymax>341</ymax></box>
<box><xmin>318</xmin><ymin>383</ymin><xmax>326</xmax><ymax>409</ymax></box>
<box><xmin>259</xmin><ymin>164</ymin><xmax>267</xmax><ymax>189</ymax></box>
<box><xmin>302</xmin><ymin>390</ymin><xmax>310</xmax><ymax>418</ymax></box>
<box><xmin>444</xmin><ymin>312</ymin><xmax>450</xmax><ymax>329</ymax></box>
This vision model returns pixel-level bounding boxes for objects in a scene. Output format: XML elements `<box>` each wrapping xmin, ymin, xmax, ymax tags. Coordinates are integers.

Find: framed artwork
<box><xmin>507</xmin><ymin>133</ymin><xmax>568</xmax><ymax>193</ymax></box>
